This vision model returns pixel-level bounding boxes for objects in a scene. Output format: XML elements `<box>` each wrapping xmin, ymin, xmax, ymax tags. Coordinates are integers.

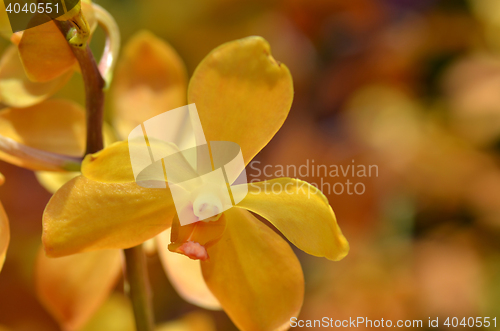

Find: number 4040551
<box><xmin>444</xmin><ymin>317</ymin><xmax>496</xmax><ymax>328</ymax></box>
<box><xmin>6</xmin><ymin>2</ymin><xmax>59</xmax><ymax>14</ymax></box>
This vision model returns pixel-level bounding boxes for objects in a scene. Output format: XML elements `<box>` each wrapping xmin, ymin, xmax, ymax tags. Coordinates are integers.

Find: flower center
<box><xmin>192</xmin><ymin>192</ymin><xmax>223</xmax><ymax>222</ymax></box>
<box><xmin>168</xmin><ymin>207</ymin><xmax>227</xmax><ymax>261</ymax></box>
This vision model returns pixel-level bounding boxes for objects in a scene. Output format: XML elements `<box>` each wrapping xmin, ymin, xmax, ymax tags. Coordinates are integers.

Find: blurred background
<box><xmin>1</xmin><ymin>0</ymin><xmax>500</xmax><ymax>329</ymax></box>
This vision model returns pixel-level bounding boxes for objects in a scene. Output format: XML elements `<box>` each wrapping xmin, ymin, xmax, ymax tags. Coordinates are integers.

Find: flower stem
<box><xmin>55</xmin><ymin>18</ymin><xmax>104</xmax><ymax>155</ymax></box>
<box><xmin>124</xmin><ymin>246</ymin><xmax>156</xmax><ymax>331</ymax></box>
<box><xmin>76</xmin><ymin>45</ymin><xmax>105</xmax><ymax>155</ymax></box>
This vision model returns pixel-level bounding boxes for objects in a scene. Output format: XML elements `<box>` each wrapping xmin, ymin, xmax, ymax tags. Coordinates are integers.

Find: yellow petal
<box><xmin>112</xmin><ymin>30</ymin><xmax>188</xmax><ymax>139</ymax></box>
<box><xmin>201</xmin><ymin>208</ymin><xmax>303</xmax><ymax>331</ymax></box>
<box><xmin>188</xmin><ymin>36</ymin><xmax>293</xmax><ymax>166</ymax></box>
<box><xmin>80</xmin><ymin>294</ymin><xmax>135</xmax><ymax>331</ymax></box>
<box><xmin>43</xmin><ymin>175</ymin><xmax>175</xmax><ymax>257</ymax></box>
<box><xmin>18</xmin><ymin>18</ymin><xmax>76</xmax><ymax>82</ymax></box>
<box><xmin>81</xmin><ymin>139</ymin><xmax>192</xmax><ymax>184</ymax></box>
<box><xmin>80</xmin><ymin>141</ymin><xmax>135</xmax><ymax>183</ymax></box>
<box><xmin>35</xmin><ymin>248</ymin><xmax>122</xmax><ymax>331</ymax></box>
<box><xmin>157</xmin><ymin>229</ymin><xmax>221</xmax><ymax>310</ymax></box>
<box><xmin>0</xmin><ymin>46</ymin><xmax>72</xmax><ymax>107</ymax></box>
<box><xmin>0</xmin><ymin>201</ymin><xmax>9</xmax><ymax>273</ymax></box>
<box><xmin>0</xmin><ymin>99</ymin><xmax>85</xmax><ymax>170</ymax></box>
<box><xmin>234</xmin><ymin>178</ymin><xmax>349</xmax><ymax>261</ymax></box>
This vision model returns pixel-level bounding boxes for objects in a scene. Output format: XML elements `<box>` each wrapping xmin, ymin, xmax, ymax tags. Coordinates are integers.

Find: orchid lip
<box><xmin>176</xmin><ymin>241</ymin><xmax>209</xmax><ymax>261</ymax></box>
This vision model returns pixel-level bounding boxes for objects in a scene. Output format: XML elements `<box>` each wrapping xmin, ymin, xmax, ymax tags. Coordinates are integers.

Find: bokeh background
<box><xmin>1</xmin><ymin>0</ymin><xmax>500</xmax><ymax>329</ymax></box>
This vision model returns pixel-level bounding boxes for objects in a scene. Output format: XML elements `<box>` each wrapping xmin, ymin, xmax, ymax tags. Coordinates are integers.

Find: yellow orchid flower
<box><xmin>42</xmin><ymin>34</ymin><xmax>349</xmax><ymax>331</ymax></box>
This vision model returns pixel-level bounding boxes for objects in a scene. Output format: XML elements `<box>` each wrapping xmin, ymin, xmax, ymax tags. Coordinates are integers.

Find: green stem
<box><xmin>124</xmin><ymin>246</ymin><xmax>156</xmax><ymax>331</ymax></box>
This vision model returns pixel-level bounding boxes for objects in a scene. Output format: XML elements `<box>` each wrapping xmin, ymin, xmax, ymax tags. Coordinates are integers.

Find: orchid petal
<box><xmin>18</xmin><ymin>19</ymin><xmax>76</xmax><ymax>82</ymax></box>
<box><xmin>35</xmin><ymin>248</ymin><xmax>122</xmax><ymax>331</ymax></box>
<box><xmin>112</xmin><ymin>31</ymin><xmax>188</xmax><ymax>139</ymax></box>
<box><xmin>188</xmin><ymin>36</ymin><xmax>293</xmax><ymax>166</ymax></box>
<box><xmin>201</xmin><ymin>207</ymin><xmax>303</xmax><ymax>331</ymax></box>
<box><xmin>0</xmin><ymin>46</ymin><xmax>72</xmax><ymax>107</ymax></box>
<box><xmin>42</xmin><ymin>175</ymin><xmax>175</xmax><ymax>257</ymax></box>
<box><xmin>234</xmin><ymin>178</ymin><xmax>349</xmax><ymax>261</ymax></box>
<box><xmin>81</xmin><ymin>141</ymin><xmax>136</xmax><ymax>183</ymax></box>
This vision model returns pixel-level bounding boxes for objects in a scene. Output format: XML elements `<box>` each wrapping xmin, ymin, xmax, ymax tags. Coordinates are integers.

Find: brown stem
<box><xmin>55</xmin><ymin>20</ymin><xmax>104</xmax><ymax>155</ymax></box>
<box><xmin>78</xmin><ymin>45</ymin><xmax>105</xmax><ymax>154</ymax></box>
<box><xmin>124</xmin><ymin>246</ymin><xmax>155</xmax><ymax>331</ymax></box>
